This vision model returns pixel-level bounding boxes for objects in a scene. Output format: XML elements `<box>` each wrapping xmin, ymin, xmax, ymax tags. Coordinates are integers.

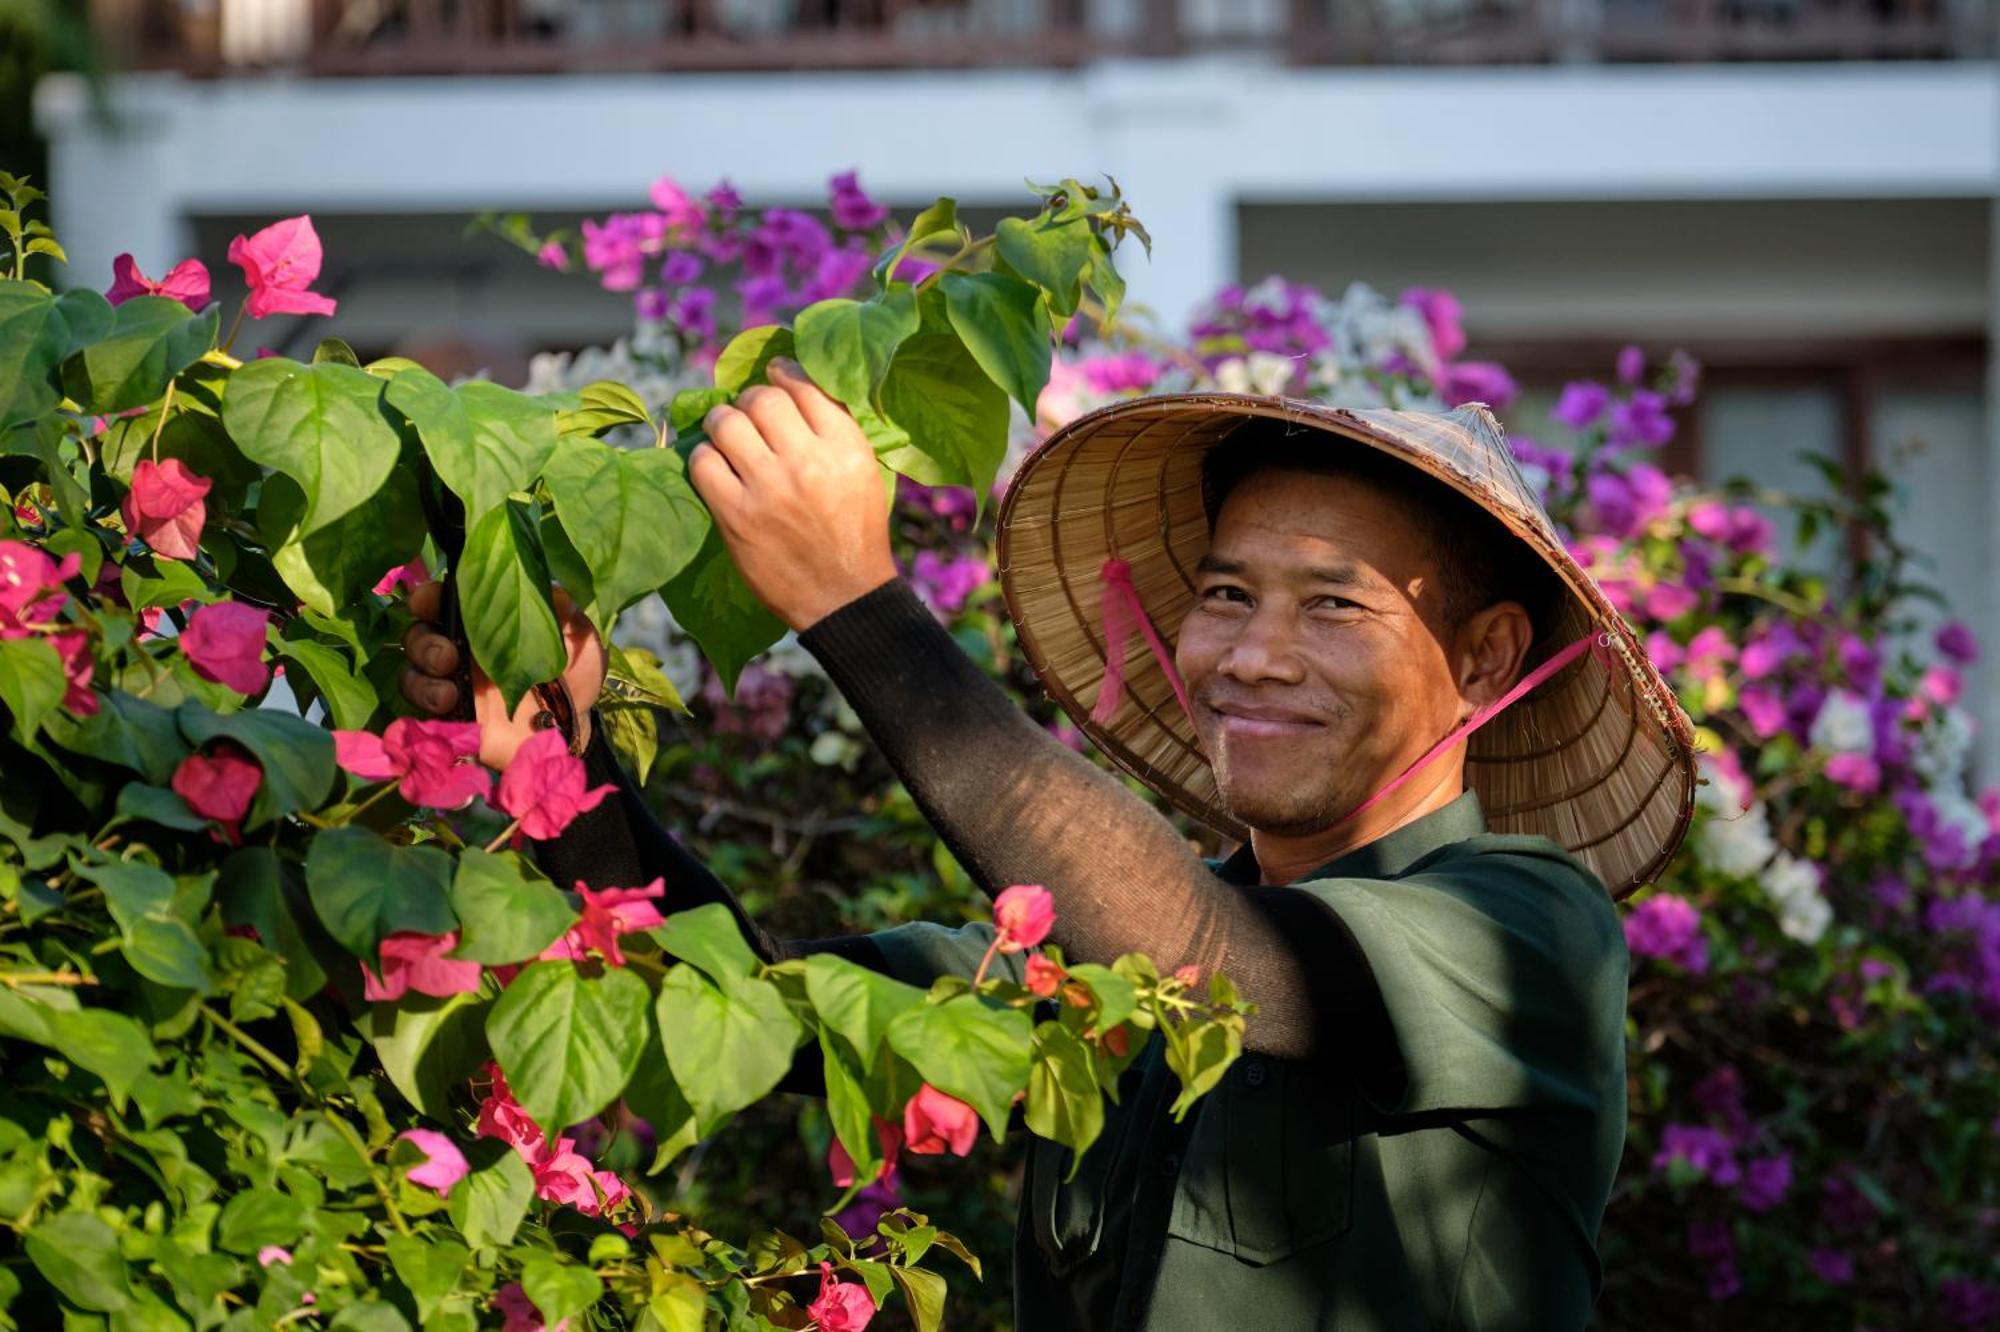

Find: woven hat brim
<box><xmin>995</xmin><ymin>393</ymin><xmax>1697</xmax><ymax>899</ymax></box>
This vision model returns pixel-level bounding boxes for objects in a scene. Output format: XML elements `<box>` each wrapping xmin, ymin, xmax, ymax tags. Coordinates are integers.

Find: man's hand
<box><xmin>399</xmin><ymin>580</ymin><xmax>606</xmax><ymax>770</ymax></box>
<box><xmin>690</xmin><ymin>358</ymin><xmax>898</xmax><ymax>632</ymax></box>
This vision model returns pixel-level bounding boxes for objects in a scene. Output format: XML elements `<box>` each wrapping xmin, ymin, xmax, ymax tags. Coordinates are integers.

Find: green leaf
<box><xmin>555</xmin><ymin>379</ymin><xmax>652</xmax><ymax>437</ymax></box>
<box><xmin>369</xmin><ymin>988</ymin><xmax>490</xmax><ymax>1119</ymax></box>
<box><xmin>521</xmin><ymin>1259</ymin><xmax>603</xmax><ymax>1329</ymax></box>
<box><xmin>655</xmin><ymin>963</ymin><xmax>801</xmax><ymax>1127</ymax></box>
<box><xmin>1164</xmin><ymin>1016</ymin><xmax>1242</xmax><ymax>1118</ymax></box>
<box><xmin>543</xmin><ymin>440</ymin><xmax>709</xmax><ymax>622</ymax></box>
<box><xmin>995</xmin><ymin>215</ymin><xmax>1092</xmax><ymax>317</ymax></box>
<box><xmin>1084</xmin><ymin>247</ymin><xmax>1126</xmax><ymax>325</ymax></box>
<box><xmin>275</xmin><ymin>637</ymin><xmax>377</xmax><ymax>730</ymax></box>
<box><xmin>653</xmin><ymin>901</ymin><xmax>759</xmax><ymax>983</ymax></box>
<box><xmin>605</xmin><ymin>642</ymin><xmax>687</xmax><ymax>713</ymax></box>
<box><xmin>940</xmin><ymin>271</ymin><xmax>1052</xmax><ymax>415</ymax></box>
<box><xmin>217</xmin><ymin>847</ymin><xmax>327</xmax><ymax>1000</ymax></box>
<box><xmin>878</xmin><ymin>196</ymin><xmax>961</xmax><ymax>283</ymax></box>
<box><xmin>261</xmin><ymin>469</ymin><xmax>425</xmax><ymax>618</ymax></box>
<box><xmin>660</xmin><ymin>526</ymin><xmax>785</xmax><ymax>694</ymax></box>
<box><xmin>886</xmin><ymin>996</ymin><xmax>1033</xmax><ymax>1141</ymax></box>
<box><xmin>385</xmin><ymin>368</ymin><xmax>560</xmax><ymax>516</ymax></box>
<box><xmin>445</xmin><ymin>849</ymin><xmax>576</xmax><ymax>965</ymax></box>
<box><xmin>879</xmin><ymin>333</ymin><xmax>1010</xmax><ymax>502</ymax></box>
<box><xmin>713</xmin><ymin>326</ymin><xmax>796</xmax><ymax>394</ymax></box>
<box><xmin>805</xmin><ymin>953</ymin><xmax>923</xmax><ymax>1072</ymax></box>
<box><xmin>74</xmin><ymin>856</ymin><xmax>174</xmax><ymax>930</ymax></box>
<box><xmin>176</xmin><ymin>702</ymin><xmax>336</xmax><ymax>830</ymax></box>
<box><xmin>23</xmin><ymin>236</ymin><xmax>66</xmax><ymax>265</ymax></box>
<box><xmin>1025</xmin><ymin>1021</ymin><xmax>1105</xmax><ymax>1159</ymax></box>
<box><xmin>114</xmin><ymin>783</ymin><xmax>209</xmax><ymax>832</ymax></box>
<box><xmin>217</xmin><ymin>1186</ymin><xmax>307</xmax><ymax>1254</ymax></box>
<box><xmin>625</xmin><ymin>1035</ymin><xmax>700</xmax><ymax>1171</ymax></box>
<box><xmin>819</xmin><ymin>1029</ymin><xmax>878</xmax><ymax>1182</ymax></box>
<box><xmin>220</xmin><ymin>357</ymin><xmax>402</xmax><ymax>536</ymax></box>
<box><xmin>386</xmin><ymin>1234</ymin><xmax>468</xmax><ymax>1321</ymax></box>
<box><xmin>55</xmin><ymin>287</ymin><xmax>113</xmax><ymax>351</ymax></box>
<box><xmin>124</xmin><ymin>911</ymin><xmax>216</xmax><ymax>994</ymax></box>
<box><xmin>44</xmin><ymin>691</ymin><xmax>187</xmax><ymax>784</ymax></box>
<box><xmin>0</xmin><ymin>280</ymin><xmax>80</xmax><ymax>428</ymax></box>
<box><xmin>0</xmin><ymin>636</ymin><xmax>64</xmax><ymax>742</ymax></box>
<box><xmin>669</xmin><ymin>387</ymin><xmax>731</xmax><ymax>439</ymax></box>
<box><xmin>887</xmin><ymin>1265</ymin><xmax>947</xmax><ymax>1332</ymax></box>
<box><xmin>48</xmin><ymin>1007</ymin><xmax>158</xmax><ymax>1111</ymax></box>
<box><xmin>600</xmin><ymin>704</ymin><xmax>661</xmax><ymax>785</ymax></box>
<box><xmin>58</xmin><ymin>295</ymin><xmax>218</xmax><ymax>413</ymax></box>
<box><xmin>327</xmin><ymin>1301</ymin><xmax>412</xmax><ymax>1332</ymax></box>
<box><xmin>457</xmin><ymin>498</ymin><xmax>564</xmax><ymax>713</ymax></box>
<box><xmin>792</xmin><ymin>293</ymin><xmax>919</xmax><ymax>412</ymax></box>
<box><xmin>486</xmin><ymin>961</ymin><xmax>650</xmax><ymax>1134</ymax></box>
<box><xmin>119</xmin><ymin>554</ymin><xmax>208</xmax><ymax>613</ymax></box>
<box><xmin>25</xmin><ymin>1211</ymin><xmax>131</xmax><ymax>1312</ymax></box>
<box><xmin>1064</xmin><ymin>962</ymin><xmax>1137</xmax><ymax>1032</ymax></box>
<box><xmin>448</xmin><ymin>1140</ymin><xmax>534</xmax><ymax>1249</ymax></box>
<box><xmin>305</xmin><ymin>826</ymin><xmax>456</xmax><ymax>968</ymax></box>
<box><xmin>644</xmin><ymin>1273</ymin><xmax>708</xmax><ymax>1332</ymax></box>
<box><xmin>312</xmin><ymin>336</ymin><xmax>360</xmax><ymax>366</ymax></box>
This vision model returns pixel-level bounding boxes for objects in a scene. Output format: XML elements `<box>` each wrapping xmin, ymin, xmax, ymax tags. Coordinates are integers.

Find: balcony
<box><xmin>91</xmin><ymin>0</ymin><xmax>1999</xmax><ymax>77</ymax></box>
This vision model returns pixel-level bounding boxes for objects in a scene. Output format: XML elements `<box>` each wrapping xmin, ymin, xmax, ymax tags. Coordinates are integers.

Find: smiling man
<box><xmin>402</xmin><ymin>364</ymin><xmax>1695</xmax><ymax>1330</ymax></box>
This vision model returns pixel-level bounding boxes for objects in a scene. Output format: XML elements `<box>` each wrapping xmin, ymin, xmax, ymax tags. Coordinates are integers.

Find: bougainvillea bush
<box><xmin>514</xmin><ymin>173</ymin><xmax>2000</xmax><ymax>1327</ymax></box>
<box><xmin>0</xmin><ymin>169</ymin><xmax>1254</xmax><ymax>1330</ymax></box>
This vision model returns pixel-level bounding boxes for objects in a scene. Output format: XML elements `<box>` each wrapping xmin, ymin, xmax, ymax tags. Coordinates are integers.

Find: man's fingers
<box><xmin>399</xmin><ymin>666</ymin><xmax>459</xmax><ymax>716</ymax></box>
<box><xmin>408</xmin><ymin>579</ymin><xmax>444</xmax><ymax>622</ymax></box>
<box><xmin>769</xmin><ymin>358</ymin><xmax>862</xmax><ymax>443</ymax></box>
<box><xmin>688</xmin><ymin>441</ymin><xmax>745</xmax><ymax>516</ymax></box>
<box><xmin>401</xmin><ymin>622</ymin><xmax>460</xmax><ymax>678</ymax></box>
<box><xmin>735</xmin><ymin>384</ymin><xmax>812</xmax><ymax>455</ymax></box>
<box><xmin>703</xmin><ymin>404</ymin><xmax>777</xmax><ymax>483</ymax></box>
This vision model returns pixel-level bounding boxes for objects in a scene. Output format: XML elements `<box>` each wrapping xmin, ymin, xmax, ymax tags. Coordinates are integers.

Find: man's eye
<box><xmin>1201</xmin><ymin>585</ymin><xmax>1250</xmax><ymax>606</ymax></box>
<box><xmin>1309</xmin><ymin>596</ymin><xmax>1361</xmax><ymax>613</ymax></box>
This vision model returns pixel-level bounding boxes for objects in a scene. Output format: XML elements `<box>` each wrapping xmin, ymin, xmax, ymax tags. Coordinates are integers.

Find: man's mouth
<box><xmin>1205</xmin><ymin>700</ymin><xmax>1326</xmax><ymax>740</ymax></box>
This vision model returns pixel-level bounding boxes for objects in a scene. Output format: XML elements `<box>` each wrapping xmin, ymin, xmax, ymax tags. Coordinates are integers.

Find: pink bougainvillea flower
<box><xmin>121</xmin><ymin>458</ymin><xmax>212</xmax><ymax>562</ymax></box>
<box><xmin>903</xmin><ymin>1084</ymin><xmax>979</xmax><ymax>1157</ymax></box>
<box><xmin>49</xmin><ymin>631</ymin><xmax>98</xmax><ymax>716</ymax></box>
<box><xmin>807</xmin><ymin>1261</ymin><xmax>877</xmax><ymax>1332</ymax></box>
<box><xmin>397</xmin><ymin>1128</ymin><xmax>471</xmax><ymax>1197</ymax></box>
<box><xmin>171</xmin><ymin>742</ymin><xmax>262</xmax><ymax>841</ymax></box>
<box><xmin>371</xmin><ymin>556</ymin><xmax>428</xmax><ymax>598</ymax></box>
<box><xmin>227</xmin><ymin>215</ymin><xmax>338</xmax><ymax>320</ymax></box>
<box><xmin>535</xmin><ymin>241</ymin><xmax>570</xmax><ymax>272</ymax></box>
<box><xmin>106</xmin><ymin>253</ymin><xmax>212</xmax><ymax>312</ymax></box>
<box><xmin>494</xmin><ymin>1282</ymin><xmax>570</xmax><ymax>1332</ymax></box>
<box><xmin>0</xmin><ymin>540</ymin><xmax>78</xmax><ymax>636</ymax></box>
<box><xmin>827</xmin><ymin>1117</ymin><xmax>904</xmax><ymax>1189</ymax></box>
<box><xmin>540</xmin><ymin>878</ymin><xmax>665</xmax><ymax>968</ymax></box>
<box><xmin>590</xmin><ymin>1168</ymin><xmax>632</xmax><ymax>1214</ymax></box>
<box><xmin>531</xmin><ymin>1137</ymin><xmax>599</xmax><ymax>1208</ymax></box>
<box><xmin>363</xmin><ymin>931</ymin><xmax>482</xmax><ymax>1002</ymax></box>
<box><xmin>1400</xmin><ymin>286</ymin><xmax>1466</xmax><ymax>362</ymax></box>
<box><xmin>992</xmin><ymin>883</ymin><xmax>1054</xmax><ymax>954</ymax></box>
<box><xmin>1824</xmin><ymin>752</ymin><xmax>1882</xmax><ymax>795</ymax></box>
<box><xmin>474</xmin><ymin>1063</ymin><xmax>547</xmax><ymax>1159</ymax></box>
<box><xmin>256</xmin><ymin>1246</ymin><xmax>293</xmax><ymax>1268</ymax></box>
<box><xmin>180</xmin><ymin>601</ymin><xmax>271</xmax><ymax>694</ymax></box>
<box><xmin>1024</xmin><ymin>953</ymin><xmax>1066</xmax><ymax>999</ymax></box>
<box><xmin>335</xmin><ymin>718</ymin><xmax>491</xmax><ymax>809</ymax></box>
<box><xmin>495</xmin><ymin>727</ymin><xmax>615</xmax><ymax>840</ymax></box>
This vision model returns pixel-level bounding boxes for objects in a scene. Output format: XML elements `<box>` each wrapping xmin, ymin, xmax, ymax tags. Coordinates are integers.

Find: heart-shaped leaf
<box><xmin>220</xmin><ymin>357</ymin><xmax>401</xmax><ymax>536</ymax></box>
<box><xmin>485</xmin><ymin>960</ymin><xmax>650</xmax><ymax>1134</ymax></box>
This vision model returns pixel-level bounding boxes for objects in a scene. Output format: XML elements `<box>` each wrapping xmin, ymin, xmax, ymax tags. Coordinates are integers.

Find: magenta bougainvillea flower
<box><xmin>180</xmin><ymin>602</ymin><xmax>270</xmax><ymax>694</ymax></box>
<box><xmin>902</xmin><ymin>1083</ymin><xmax>979</xmax><ymax>1157</ymax></box>
<box><xmin>539</xmin><ymin>878</ymin><xmax>665</xmax><ymax>968</ymax></box>
<box><xmin>494</xmin><ymin>727</ymin><xmax>615</xmax><ymax>840</ymax></box>
<box><xmin>171</xmin><ymin>742</ymin><xmax>262</xmax><ymax>841</ymax></box>
<box><xmin>1400</xmin><ymin>286</ymin><xmax>1466</xmax><ymax>362</ymax></box>
<box><xmin>806</xmin><ymin>1261</ymin><xmax>877</xmax><ymax>1332</ymax></box>
<box><xmin>370</xmin><ymin>556</ymin><xmax>427</xmax><ymax>598</ymax></box>
<box><xmin>106</xmin><ymin>253</ymin><xmax>212</xmax><ymax>312</ymax></box>
<box><xmin>362</xmin><ymin>931</ymin><xmax>481</xmax><ymax>1002</ymax></box>
<box><xmin>335</xmin><ymin>719</ymin><xmax>491</xmax><ymax>809</ymax></box>
<box><xmin>1624</xmin><ymin>894</ymin><xmax>1709</xmax><ymax>975</ymax></box>
<box><xmin>991</xmin><ymin>883</ymin><xmax>1054</xmax><ymax>954</ymax></box>
<box><xmin>121</xmin><ymin>459</ymin><xmax>211</xmax><ymax>561</ymax></box>
<box><xmin>227</xmin><ymin>215</ymin><xmax>338</xmax><ymax>320</ymax></box>
<box><xmin>48</xmin><ymin>631</ymin><xmax>97</xmax><ymax>716</ymax></box>
<box><xmin>256</xmin><ymin>1246</ymin><xmax>292</xmax><ymax>1268</ymax></box>
<box><xmin>493</xmin><ymin>1283</ymin><xmax>567</xmax><ymax>1332</ymax></box>
<box><xmin>396</xmin><ymin>1128</ymin><xmax>471</xmax><ymax>1197</ymax></box>
<box><xmin>0</xmin><ymin>540</ymin><xmax>78</xmax><ymax>636</ymax></box>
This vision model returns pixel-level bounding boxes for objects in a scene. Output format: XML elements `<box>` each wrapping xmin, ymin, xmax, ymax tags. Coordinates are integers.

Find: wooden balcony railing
<box><xmin>93</xmin><ymin>0</ymin><xmax>1997</xmax><ymax>77</ymax></box>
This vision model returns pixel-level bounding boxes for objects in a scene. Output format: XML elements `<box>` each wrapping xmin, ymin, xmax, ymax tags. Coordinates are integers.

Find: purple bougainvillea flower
<box><xmin>1586</xmin><ymin>463</ymin><xmax>1673</xmax><ymax>539</ymax></box>
<box><xmin>828</xmin><ymin>170</ymin><xmax>889</xmax><ymax>232</ymax></box>
<box><xmin>364</xmin><ymin>932</ymin><xmax>481</xmax><ymax>1002</ymax></box>
<box><xmin>396</xmin><ymin>1128</ymin><xmax>471</xmax><ymax>1196</ymax></box>
<box><xmin>1806</xmin><ymin>1248</ymin><xmax>1854</xmax><ymax>1285</ymax></box>
<box><xmin>227</xmin><ymin>216</ymin><xmax>338</xmax><ymax>319</ymax></box>
<box><xmin>1400</xmin><ymin>286</ymin><xmax>1466</xmax><ymax>361</ymax></box>
<box><xmin>495</xmin><ymin>727</ymin><xmax>615</xmax><ymax>840</ymax></box>
<box><xmin>659</xmin><ymin>249</ymin><xmax>704</xmax><ymax>286</ymax></box>
<box><xmin>1608</xmin><ymin>389</ymin><xmax>1675</xmax><ymax>450</ymax></box>
<box><xmin>1736</xmin><ymin>1153</ymin><xmax>1792</xmax><ymax>1212</ymax></box>
<box><xmin>106</xmin><ymin>253</ymin><xmax>212</xmax><ymax>312</ymax></box>
<box><xmin>1440</xmin><ymin>361</ymin><xmax>1518</xmax><ymax>410</ymax></box>
<box><xmin>1653</xmin><ymin>1123</ymin><xmax>1741</xmax><ymax>1185</ymax></box>
<box><xmin>1936</xmin><ymin>619</ymin><xmax>1980</xmax><ymax>665</ymax></box>
<box><xmin>180</xmin><ymin>602</ymin><xmax>271</xmax><ymax>695</ymax></box>
<box><xmin>1617</xmin><ymin>343</ymin><xmax>1645</xmax><ymax>384</ymax></box>
<box><xmin>121</xmin><ymin>458</ymin><xmax>211</xmax><ymax>561</ymax></box>
<box><xmin>1552</xmin><ymin>381</ymin><xmax>1610</xmax><ymax>431</ymax></box>
<box><xmin>1624</xmin><ymin>894</ymin><xmax>1708</xmax><ymax>974</ymax></box>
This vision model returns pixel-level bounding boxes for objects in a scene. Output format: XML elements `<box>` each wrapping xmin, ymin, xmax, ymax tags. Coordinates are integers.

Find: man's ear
<box><xmin>1455</xmin><ymin>601</ymin><xmax>1534</xmax><ymax>714</ymax></box>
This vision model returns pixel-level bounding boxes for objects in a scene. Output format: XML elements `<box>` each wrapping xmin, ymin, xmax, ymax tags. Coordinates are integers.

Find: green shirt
<box><xmin>870</xmin><ymin>792</ymin><xmax>1629</xmax><ymax>1331</ymax></box>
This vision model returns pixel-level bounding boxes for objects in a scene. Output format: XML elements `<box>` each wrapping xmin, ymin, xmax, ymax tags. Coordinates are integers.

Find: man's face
<box><xmin>1174</xmin><ymin>467</ymin><xmax>1471</xmax><ymax>836</ymax></box>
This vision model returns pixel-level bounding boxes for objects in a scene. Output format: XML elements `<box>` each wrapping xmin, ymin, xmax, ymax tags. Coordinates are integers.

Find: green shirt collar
<box><xmin>1215</xmin><ymin>789</ymin><xmax>1488</xmax><ymax>885</ymax></box>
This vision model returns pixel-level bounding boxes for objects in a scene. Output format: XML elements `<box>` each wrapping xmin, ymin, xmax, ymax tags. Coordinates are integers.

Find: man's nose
<box><xmin>1217</xmin><ymin>608</ymin><xmax>1306</xmax><ymax>685</ymax></box>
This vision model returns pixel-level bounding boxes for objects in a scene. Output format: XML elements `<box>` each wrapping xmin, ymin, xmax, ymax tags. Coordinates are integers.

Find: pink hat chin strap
<box><xmin>1088</xmin><ymin>557</ymin><xmax>1610</xmax><ymax>828</ymax></box>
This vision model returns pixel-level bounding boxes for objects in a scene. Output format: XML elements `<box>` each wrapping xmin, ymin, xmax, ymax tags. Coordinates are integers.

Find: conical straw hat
<box><xmin>995</xmin><ymin>393</ymin><xmax>1696</xmax><ymax>899</ymax></box>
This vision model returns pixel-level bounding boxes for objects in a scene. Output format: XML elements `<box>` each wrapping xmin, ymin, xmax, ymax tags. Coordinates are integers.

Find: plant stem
<box><xmin>0</xmin><ymin>970</ymin><xmax>93</xmax><ymax>988</ymax></box>
<box><xmin>914</xmin><ymin>235</ymin><xmax>995</xmax><ymax>292</ymax></box>
<box><xmin>147</xmin><ymin>379</ymin><xmax>177</xmax><ymax>465</ymax></box>
<box><xmin>482</xmin><ymin>817</ymin><xmax>523</xmax><ymax>854</ymax></box>
<box><xmin>325</xmin><ymin>1109</ymin><xmax>412</xmax><ymax>1237</ymax></box>
<box><xmin>340</xmin><ymin>781</ymin><xmax>401</xmax><ymax>825</ymax></box>
<box><xmin>971</xmin><ymin>934</ymin><xmax>1003</xmax><ymax>987</ymax></box>
<box><xmin>220</xmin><ymin>302</ymin><xmax>247</xmax><ymax>355</ymax></box>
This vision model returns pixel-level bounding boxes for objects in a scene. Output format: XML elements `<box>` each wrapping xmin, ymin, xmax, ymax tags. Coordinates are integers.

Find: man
<box><xmin>402</xmin><ymin>361</ymin><xmax>1696</xmax><ymax>1329</ymax></box>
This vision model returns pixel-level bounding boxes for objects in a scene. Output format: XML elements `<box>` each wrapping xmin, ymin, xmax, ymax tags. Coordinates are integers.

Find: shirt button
<box><xmin>1158</xmin><ymin>1153</ymin><xmax>1181</xmax><ymax>1179</ymax></box>
<box><xmin>1243</xmin><ymin>1060</ymin><xmax>1267</xmax><ymax>1088</ymax></box>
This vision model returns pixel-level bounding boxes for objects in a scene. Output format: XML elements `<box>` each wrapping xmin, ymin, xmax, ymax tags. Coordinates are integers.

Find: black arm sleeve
<box><xmin>798</xmin><ymin>579</ymin><xmax>1391</xmax><ymax>1064</ymax></box>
